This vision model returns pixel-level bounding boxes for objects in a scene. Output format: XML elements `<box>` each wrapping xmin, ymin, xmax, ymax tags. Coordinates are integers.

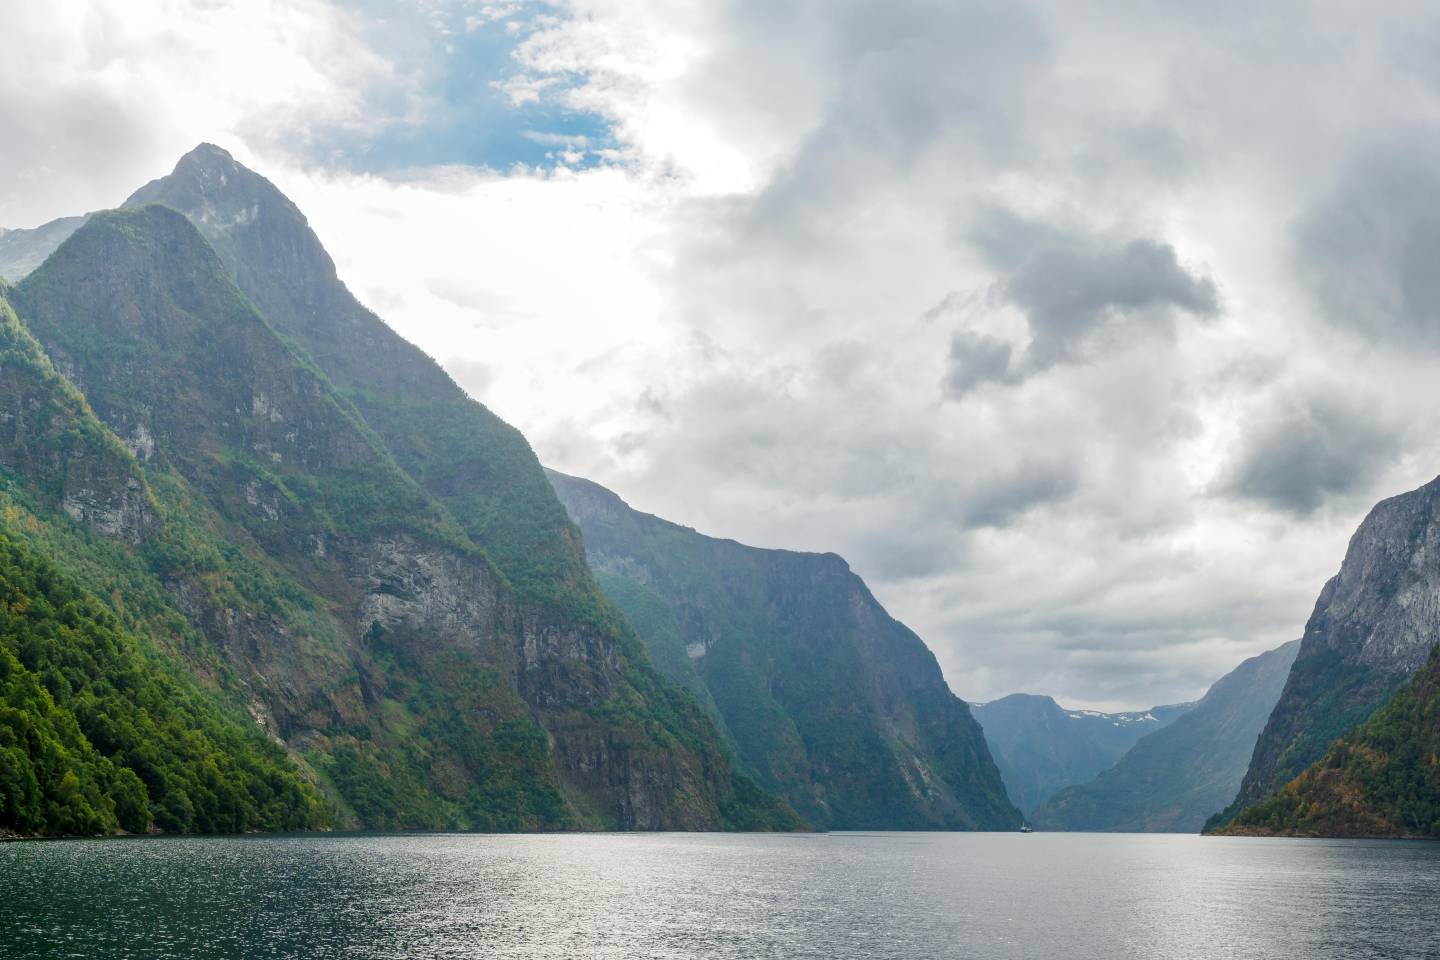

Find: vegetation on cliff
<box><xmin>548</xmin><ymin>469</ymin><xmax>1019</xmax><ymax>831</ymax></box>
<box><xmin>1216</xmin><ymin>645</ymin><xmax>1440</xmax><ymax>838</ymax></box>
<box><xmin>0</xmin><ymin>531</ymin><xmax>327</xmax><ymax>836</ymax></box>
<box><xmin>0</xmin><ymin>152</ymin><xmax>796</xmax><ymax>833</ymax></box>
<box><xmin>1213</xmin><ymin>476</ymin><xmax>1440</xmax><ymax>829</ymax></box>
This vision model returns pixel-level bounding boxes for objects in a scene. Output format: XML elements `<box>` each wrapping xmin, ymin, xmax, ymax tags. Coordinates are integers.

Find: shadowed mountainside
<box><xmin>547</xmin><ymin>468</ymin><xmax>1021</xmax><ymax>831</ymax></box>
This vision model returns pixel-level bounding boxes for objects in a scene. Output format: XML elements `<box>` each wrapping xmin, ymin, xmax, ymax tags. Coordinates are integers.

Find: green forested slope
<box><xmin>0</xmin><ymin>531</ymin><xmax>327</xmax><ymax>836</ymax></box>
<box><xmin>1218</xmin><ymin>646</ymin><xmax>1440</xmax><ymax>838</ymax></box>
<box><xmin>0</xmin><ymin>167</ymin><xmax>793</xmax><ymax>832</ymax></box>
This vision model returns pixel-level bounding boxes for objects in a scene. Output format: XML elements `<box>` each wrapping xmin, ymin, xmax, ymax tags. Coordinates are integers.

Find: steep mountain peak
<box><xmin>155</xmin><ymin>142</ymin><xmax>244</xmax><ymax>188</ymax></box>
<box><xmin>124</xmin><ymin>148</ymin><xmax>593</xmax><ymax>604</ymax></box>
<box><xmin>182</xmin><ymin>141</ymin><xmax>237</xmax><ymax>165</ymax></box>
<box><xmin>36</xmin><ymin>146</ymin><xmax>786</xmax><ymax>831</ymax></box>
<box><xmin>24</xmin><ymin>205</ymin><xmax>237</xmax><ymax>335</ymax></box>
<box><xmin>125</xmin><ymin>145</ymin><xmax>322</xmax><ymax>277</ymax></box>
<box><xmin>1217</xmin><ymin>474</ymin><xmax>1440</xmax><ymax>826</ymax></box>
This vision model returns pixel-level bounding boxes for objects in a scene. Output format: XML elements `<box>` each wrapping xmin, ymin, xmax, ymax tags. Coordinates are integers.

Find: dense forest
<box><xmin>0</xmin><ymin>532</ymin><xmax>327</xmax><ymax>836</ymax></box>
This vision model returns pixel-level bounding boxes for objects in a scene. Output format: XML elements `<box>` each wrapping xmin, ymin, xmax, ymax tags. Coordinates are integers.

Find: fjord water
<box><xmin>2</xmin><ymin>833</ymin><xmax>1435</xmax><ymax>959</ymax></box>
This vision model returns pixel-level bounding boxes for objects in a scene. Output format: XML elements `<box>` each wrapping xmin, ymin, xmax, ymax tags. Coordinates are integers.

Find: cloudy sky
<box><xmin>5</xmin><ymin>0</ymin><xmax>1439</xmax><ymax>710</ymax></box>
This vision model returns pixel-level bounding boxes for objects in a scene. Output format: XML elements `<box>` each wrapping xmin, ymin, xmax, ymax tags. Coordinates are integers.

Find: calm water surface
<box><xmin>1</xmin><ymin>832</ymin><xmax>1436</xmax><ymax>959</ymax></box>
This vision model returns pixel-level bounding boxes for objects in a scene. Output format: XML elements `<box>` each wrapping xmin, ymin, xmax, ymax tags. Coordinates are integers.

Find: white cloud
<box><xmin>8</xmin><ymin>0</ymin><xmax>1440</xmax><ymax>710</ymax></box>
<box><xmin>0</xmin><ymin>0</ymin><xmax>396</xmax><ymax>227</ymax></box>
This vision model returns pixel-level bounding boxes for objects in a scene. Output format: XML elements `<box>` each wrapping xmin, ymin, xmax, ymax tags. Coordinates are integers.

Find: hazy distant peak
<box><xmin>0</xmin><ymin>214</ymin><xmax>91</xmax><ymax>282</ymax></box>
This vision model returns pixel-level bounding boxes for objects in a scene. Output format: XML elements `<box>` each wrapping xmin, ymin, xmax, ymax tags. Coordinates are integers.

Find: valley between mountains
<box><xmin>1</xmin><ymin>145</ymin><xmax>1437</xmax><ymax>839</ymax></box>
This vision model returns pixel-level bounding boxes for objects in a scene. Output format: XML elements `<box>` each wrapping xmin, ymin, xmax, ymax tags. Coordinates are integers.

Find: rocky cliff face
<box><xmin>1033</xmin><ymin>640</ymin><xmax>1300</xmax><ymax>832</ymax></box>
<box><xmin>2</xmin><ymin>179</ymin><xmax>793</xmax><ymax>831</ymax></box>
<box><xmin>971</xmin><ymin>695</ymin><xmax>1192</xmax><ymax>815</ymax></box>
<box><xmin>548</xmin><ymin>469</ymin><xmax>1021</xmax><ymax>830</ymax></box>
<box><xmin>0</xmin><ymin>295</ymin><xmax>152</xmax><ymax>544</ymax></box>
<box><xmin>1216</xmin><ymin>477</ymin><xmax>1440</xmax><ymax>825</ymax></box>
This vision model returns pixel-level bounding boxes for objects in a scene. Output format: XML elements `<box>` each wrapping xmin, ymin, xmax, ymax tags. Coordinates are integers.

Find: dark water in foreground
<box><xmin>1</xmin><ymin>832</ymin><xmax>1437</xmax><ymax>959</ymax></box>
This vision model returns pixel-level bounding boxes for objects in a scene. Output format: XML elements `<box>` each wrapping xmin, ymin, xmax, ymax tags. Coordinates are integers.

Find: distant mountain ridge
<box><xmin>547</xmin><ymin>468</ymin><xmax>1021</xmax><ymax>830</ymax></box>
<box><xmin>0</xmin><ymin>216</ymin><xmax>87</xmax><ymax>282</ymax></box>
<box><xmin>1033</xmin><ymin>639</ymin><xmax>1300</xmax><ymax>832</ymax></box>
<box><xmin>971</xmin><ymin>694</ymin><xmax>1193</xmax><ymax>814</ymax></box>
<box><xmin>1213</xmin><ymin>475</ymin><xmax>1440</xmax><ymax>828</ymax></box>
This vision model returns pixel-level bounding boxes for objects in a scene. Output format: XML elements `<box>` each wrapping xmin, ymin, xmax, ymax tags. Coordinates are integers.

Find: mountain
<box><xmin>0</xmin><ymin>216</ymin><xmax>87</xmax><ymax>282</ymax></box>
<box><xmin>0</xmin><ymin>149</ymin><xmax>797</xmax><ymax>833</ymax></box>
<box><xmin>970</xmin><ymin>695</ymin><xmax>1193</xmax><ymax>815</ymax></box>
<box><xmin>0</xmin><ymin>291</ymin><xmax>325</xmax><ymax>837</ymax></box>
<box><xmin>1032</xmin><ymin>640</ymin><xmax>1300</xmax><ymax>832</ymax></box>
<box><xmin>1212</xmin><ymin>476</ymin><xmax>1440</xmax><ymax>828</ymax></box>
<box><xmin>122</xmin><ymin>145</ymin><xmax>582</xmax><ymax>609</ymax></box>
<box><xmin>0</xmin><ymin>527</ymin><xmax>327</xmax><ymax>837</ymax></box>
<box><xmin>546</xmin><ymin>469</ymin><xmax>1021</xmax><ymax>830</ymax></box>
<box><xmin>1218</xmin><ymin>645</ymin><xmax>1440</xmax><ymax>838</ymax></box>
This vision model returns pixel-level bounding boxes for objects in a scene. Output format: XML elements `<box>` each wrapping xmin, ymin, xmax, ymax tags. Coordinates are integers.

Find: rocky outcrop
<box><xmin>1214</xmin><ymin>476</ymin><xmax>1440</xmax><ymax>827</ymax></box>
<box><xmin>0</xmin><ymin>294</ymin><xmax>152</xmax><ymax>544</ymax></box>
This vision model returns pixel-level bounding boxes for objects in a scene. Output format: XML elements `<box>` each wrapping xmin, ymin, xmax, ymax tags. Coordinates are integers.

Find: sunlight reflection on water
<box><xmin>1</xmin><ymin>831</ymin><xmax>1436</xmax><ymax>959</ymax></box>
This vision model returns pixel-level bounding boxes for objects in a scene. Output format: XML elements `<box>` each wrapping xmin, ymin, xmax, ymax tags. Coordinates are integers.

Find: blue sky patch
<box><xmin>314</xmin><ymin>1</ymin><xmax>616</xmax><ymax>173</ymax></box>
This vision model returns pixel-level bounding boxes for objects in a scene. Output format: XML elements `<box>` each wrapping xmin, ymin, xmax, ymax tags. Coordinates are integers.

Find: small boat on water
<box><xmin>1019</xmin><ymin>825</ymin><xmax>1034</xmax><ymax>833</ymax></box>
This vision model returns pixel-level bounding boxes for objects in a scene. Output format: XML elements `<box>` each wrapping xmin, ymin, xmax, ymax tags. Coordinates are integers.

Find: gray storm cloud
<box><xmin>941</xmin><ymin>210</ymin><xmax>1220</xmax><ymax>399</ymax></box>
<box><xmin>1222</xmin><ymin>392</ymin><xmax>1406</xmax><ymax>515</ymax></box>
<box><xmin>1295</xmin><ymin>142</ymin><xmax>1440</xmax><ymax>347</ymax></box>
